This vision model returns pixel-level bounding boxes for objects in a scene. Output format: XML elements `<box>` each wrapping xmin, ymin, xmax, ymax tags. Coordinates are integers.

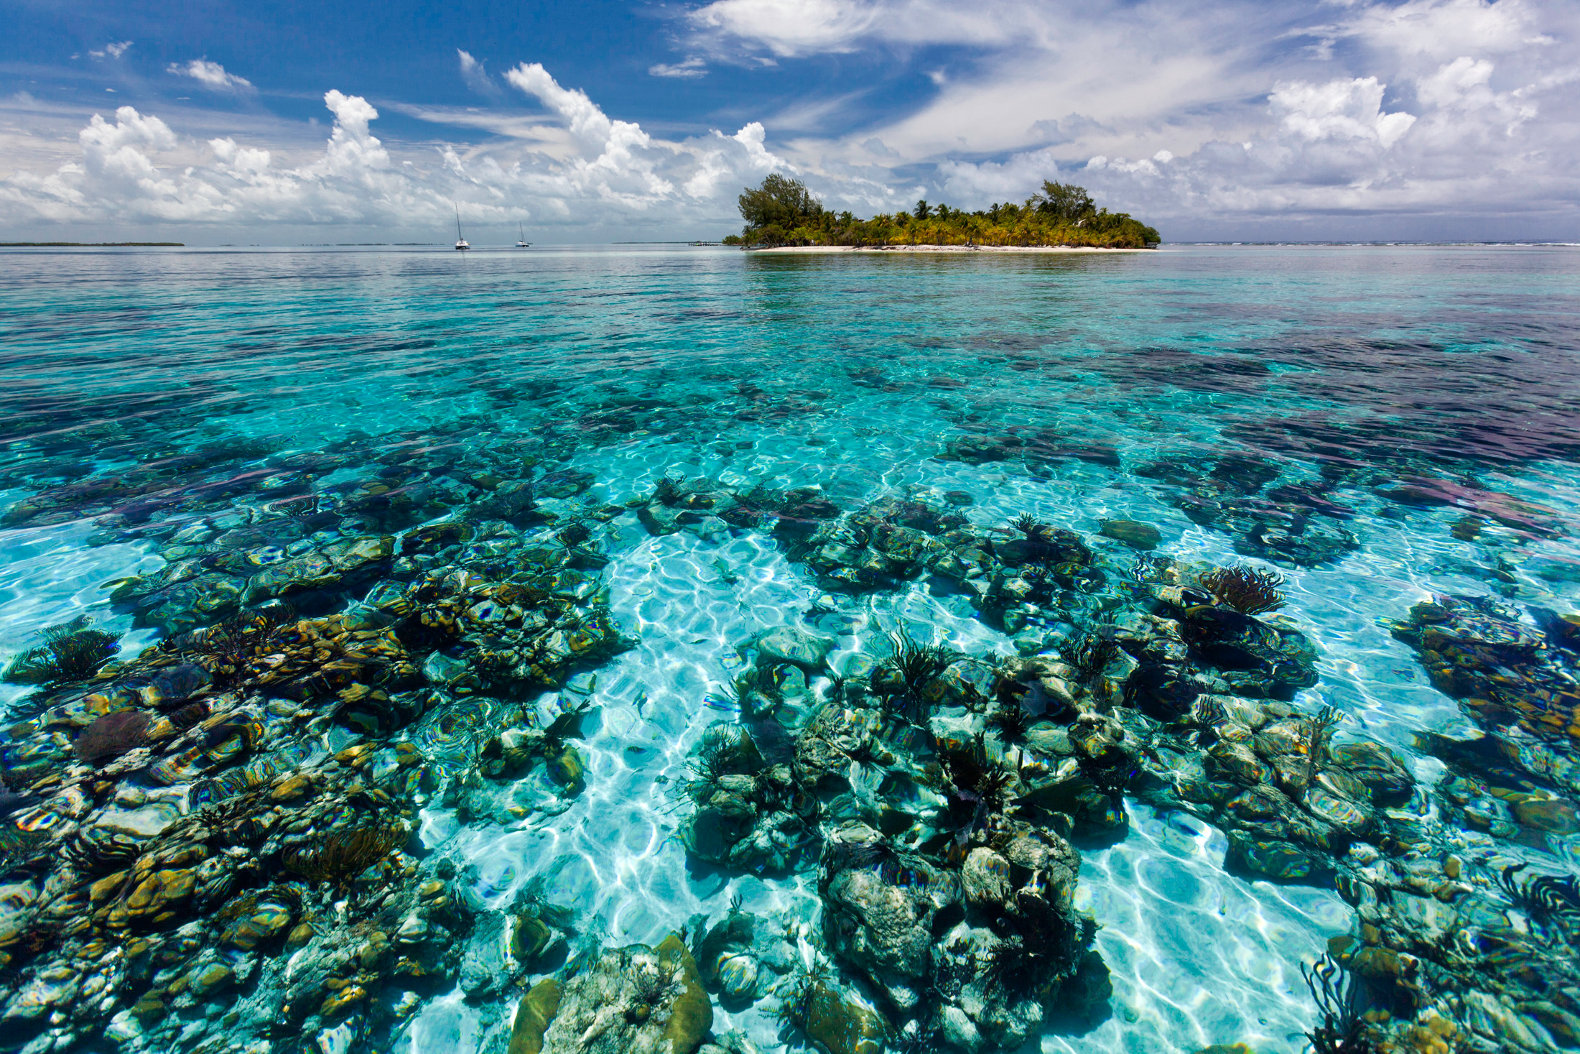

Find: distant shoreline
<box><xmin>748</xmin><ymin>244</ymin><xmax>1150</xmax><ymax>255</ymax></box>
<box><xmin>1</xmin><ymin>241</ymin><xmax>184</xmax><ymax>247</ymax></box>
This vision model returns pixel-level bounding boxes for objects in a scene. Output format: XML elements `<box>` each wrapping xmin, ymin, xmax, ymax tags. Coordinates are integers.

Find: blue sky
<box><xmin>1</xmin><ymin>0</ymin><xmax>1576</xmax><ymax>242</ymax></box>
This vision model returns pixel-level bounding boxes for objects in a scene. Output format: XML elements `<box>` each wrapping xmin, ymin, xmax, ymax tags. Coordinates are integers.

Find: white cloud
<box><xmin>692</xmin><ymin>1</ymin><xmax>1305</xmax><ymax>165</ymax></box>
<box><xmin>7</xmin><ymin>0</ymin><xmax>1578</xmax><ymax>242</ymax></box>
<box><xmin>673</xmin><ymin>0</ymin><xmax>1579</xmax><ymax>233</ymax></box>
<box><xmin>1272</xmin><ymin>77</ymin><xmax>1416</xmax><ymax>149</ymax></box>
<box><xmin>689</xmin><ymin>0</ymin><xmax>881</xmax><ymax>57</ymax></box>
<box><xmin>321</xmin><ymin>89</ymin><xmax>388</xmax><ymax>174</ymax></box>
<box><xmin>167</xmin><ymin>59</ymin><xmax>254</xmax><ymax>93</ymax></box>
<box><xmin>504</xmin><ymin>62</ymin><xmax>678</xmax><ymax>202</ymax></box>
<box><xmin>937</xmin><ymin>147</ymin><xmax>1065</xmax><ymax>202</ymax></box>
<box><xmin>89</xmin><ymin>41</ymin><xmax>133</xmax><ymax>60</ymax></box>
<box><xmin>457</xmin><ymin>49</ymin><xmax>501</xmax><ymax>96</ymax></box>
<box><xmin>650</xmin><ymin>57</ymin><xmax>709</xmax><ymax>79</ymax></box>
<box><xmin>1340</xmin><ymin>0</ymin><xmax>1550</xmax><ymax>63</ymax></box>
<box><xmin>0</xmin><ymin>67</ymin><xmax>794</xmax><ymax>236</ymax></box>
<box><xmin>1416</xmin><ymin>55</ymin><xmax>1494</xmax><ymax>109</ymax></box>
<box><xmin>684</xmin><ymin>0</ymin><xmax>1060</xmax><ymax>57</ymax></box>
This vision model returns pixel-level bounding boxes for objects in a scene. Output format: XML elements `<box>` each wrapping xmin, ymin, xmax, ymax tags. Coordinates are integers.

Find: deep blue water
<box><xmin>1</xmin><ymin>244</ymin><xmax>1578</xmax><ymax>1054</ymax></box>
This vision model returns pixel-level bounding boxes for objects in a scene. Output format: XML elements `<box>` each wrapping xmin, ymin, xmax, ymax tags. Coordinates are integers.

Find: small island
<box><xmin>724</xmin><ymin>175</ymin><xmax>1160</xmax><ymax>251</ymax></box>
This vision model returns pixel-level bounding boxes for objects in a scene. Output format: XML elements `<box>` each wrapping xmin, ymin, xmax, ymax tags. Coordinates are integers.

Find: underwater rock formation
<box><xmin>1</xmin><ymin>365</ymin><xmax>1576</xmax><ymax>1054</ymax></box>
<box><xmin>506</xmin><ymin>935</ymin><xmax>712</xmax><ymax>1054</ymax></box>
<box><xmin>681</xmin><ymin>726</ymin><xmax>815</xmax><ymax>875</ymax></box>
<box><xmin>1392</xmin><ymin>593</ymin><xmax>1580</xmax><ymax>745</ymax></box>
<box><xmin>652</xmin><ymin>494</ymin><xmax>1580</xmax><ymax>1053</ymax></box>
<box><xmin>0</xmin><ymin>491</ymin><xmax>633</xmax><ymax>1053</ymax></box>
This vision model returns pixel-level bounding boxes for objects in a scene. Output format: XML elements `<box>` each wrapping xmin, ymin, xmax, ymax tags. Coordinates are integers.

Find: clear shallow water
<box><xmin>2</xmin><ymin>244</ymin><xmax>1579</xmax><ymax>1054</ymax></box>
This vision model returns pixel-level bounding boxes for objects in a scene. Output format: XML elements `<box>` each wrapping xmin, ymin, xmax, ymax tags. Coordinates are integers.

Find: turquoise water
<box><xmin>1</xmin><ymin>244</ymin><xmax>1579</xmax><ymax>1054</ymax></box>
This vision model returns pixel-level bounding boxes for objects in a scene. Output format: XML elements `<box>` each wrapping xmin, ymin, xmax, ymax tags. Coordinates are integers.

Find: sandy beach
<box><xmin>749</xmin><ymin>243</ymin><xmax>1152</xmax><ymax>254</ymax></box>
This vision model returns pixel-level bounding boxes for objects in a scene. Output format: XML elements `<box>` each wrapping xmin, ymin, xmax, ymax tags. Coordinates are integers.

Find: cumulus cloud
<box><xmin>504</xmin><ymin>62</ymin><xmax>679</xmax><ymax>202</ymax></box>
<box><xmin>0</xmin><ymin>66</ymin><xmax>793</xmax><ymax>235</ymax></box>
<box><xmin>689</xmin><ymin>0</ymin><xmax>882</xmax><ymax>57</ymax></box>
<box><xmin>1272</xmin><ymin>77</ymin><xmax>1415</xmax><ymax>149</ymax></box>
<box><xmin>7</xmin><ymin>0</ymin><xmax>1577</xmax><ymax>240</ymax></box>
<box><xmin>680</xmin><ymin>0</ymin><xmax>1578</xmax><ymax>233</ymax></box>
<box><xmin>167</xmin><ymin>59</ymin><xmax>254</xmax><ymax>93</ymax></box>
<box><xmin>89</xmin><ymin>41</ymin><xmax>133</xmax><ymax>60</ymax></box>
<box><xmin>457</xmin><ymin>49</ymin><xmax>501</xmax><ymax>96</ymax></box>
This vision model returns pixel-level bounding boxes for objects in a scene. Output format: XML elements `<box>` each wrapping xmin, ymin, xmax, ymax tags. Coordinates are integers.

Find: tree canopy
<box><xmin>727</xmin><ymin>175</ymin><xmax>1160</xmax><ymax>249</ymax></box>
<box><xmin>736</xmin><ymin>174</ymin><xmax>824</xmax><ymax>238</ymax></box>
<box><xmin>1032</xmin><ymin>181</ymin><xmax>1095</xmax><ymax>224</ymax></box>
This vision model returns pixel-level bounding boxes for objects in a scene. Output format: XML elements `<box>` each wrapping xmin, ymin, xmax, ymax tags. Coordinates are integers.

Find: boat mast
<box><xmin>455</xmin><ymin>204</ymin><xmax>463</xmax><ymax>242</ymax></box>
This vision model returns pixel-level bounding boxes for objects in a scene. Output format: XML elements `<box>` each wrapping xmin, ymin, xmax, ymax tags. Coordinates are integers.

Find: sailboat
<box><xmin>516</xmin><ymin>222</ymin><xmax>531</xmax><ymax>249</ymax></box>
<box><xmin>454</xmin><ymin>205</ymin><xmax>470</xmax><ymax>251</ymax></box>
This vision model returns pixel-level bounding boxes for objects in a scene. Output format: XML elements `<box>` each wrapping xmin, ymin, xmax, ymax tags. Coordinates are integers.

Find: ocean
<box><xmin>1</xmin><ymin>243</ymin><xmax>1577</xmax><ymax>1054</ymax></box>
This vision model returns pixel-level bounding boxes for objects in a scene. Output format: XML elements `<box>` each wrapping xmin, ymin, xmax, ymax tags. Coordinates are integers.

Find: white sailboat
<box><xmin>454</xmin><ymin>205</ymin><xmax>470</xmax><ymax>251</ymax></box>
<box><xmin>516</xmin><ymin>222</ymin><xmax>531</xmax><ymax>249</ymax></box>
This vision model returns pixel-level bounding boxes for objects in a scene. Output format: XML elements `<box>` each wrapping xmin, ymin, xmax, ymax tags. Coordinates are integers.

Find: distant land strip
<box><xmin>1</xmin><ymin>241</ymin><xmax>185</xmax><ymax>247</ymax></box>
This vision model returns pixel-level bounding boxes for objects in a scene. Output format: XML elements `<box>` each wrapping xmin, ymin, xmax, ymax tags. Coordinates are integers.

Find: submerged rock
<box><xmin>821</xmin><ymin>825</ymin><xmax>958</xmax><ymax>1013</ymax></box>
<box><xmin>508</xmin><ymin>977</ymin><xmax>563</xmax><ymax>1054</ymax></box>
<box><xmin>751</xmin><ymin>626</ymin><xmax>835</xmax><ymax>674</ymax></box>
<box><xmin>781</xmin><ymin>977</ymin><xmax>888</xmax><ymax>1054</ymax></box>
<box><xmin>1099</xmin><ymin>519</ymin><xmax>1162</xmax><ymax>551</ymax></box>
<box><xmin>1392</xmin><ymin>593</ymin><xmax>1580</xmax><ymax>743</ymax></box>
<box><xmin>0</xmin><ymin>491</ymin><xmax>634</xmax><ymax>1053</ymax></box>
<box><xmin>516</xmin><ymin>935</ymin><xmax>712</xmax><ymax>1054</ymax></box>
<box><xmin>681</xmin><ymin>726</ymin><xmax>813</xmax><ymax>874</ymax></box>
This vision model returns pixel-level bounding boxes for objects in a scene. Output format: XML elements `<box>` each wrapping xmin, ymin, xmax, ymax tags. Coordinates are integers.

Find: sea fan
<box><xmin>1497</xmin><ymin>863</ymin><xmax>1580</xmax><ymax>927</ymax></box>
<box><xmin>652</xmin><ymin>476</ymin><xmax>683</xmax><ymax>505</ymax></box>
<box><xmin>875</xmin><ymin>627</ymin><xmax>961</xmax><ymax>717</ymax></box>
<box><xmin>935</xmin><ymin>733</ymin><xmax>1018</xmax><ymax>845</ymax></box>
<box><xmin>189</xmin><ymin>788</ymin><xmax>271</xmax><ymax>844</ymax></box>
<box><xmin>1301</xmin><ymin>705</ymin><xmax>1344</xmax><ymax>791</ymax></box>
<box><xmin>0</xmin><ymin>823</ymin><xmax>51</xmax><ymax>876</ymax></box>
<box><xmin>687</xmin><ymin>724</ymin><xmax>761</xmax><ymax>796</ymax></box>
<box><xmin>166</xmin><ymin>700</ymin><xmax>212</xmax><ymax>735</ymax></box>
<box><xmin>3</xmin><ymin>617</ymin><xmax>121</xmax><ymax>687</ymax></box>
<box><xmin>1301</xmin><ymin>952</ymin><xmax>1372</xmax><ymax>1054</ymax></box>
<box><xmin>987</xmin><ymin>700</ymin><xmax>1033</xmax><ymax>742</ymax></box>
<box><xmin>196</xmin><ymin>604</ymin><xmax>294</xmax><ymax>685</ymax></box>
<box><xmin>1064</xmin><ymin>635</ymin><xmax>1120</xmax><ymax>685</ymax></box>
<box><xmin>1010</xmin><ymin>513</ymin><xmax>1049</xmax><ymax>540</ymax></box>
<box><xmin>1198</xmin><ymin>566</ymin><xmax>1286</xmax><ymax>615</ymax></box>
<box><xmin>843</xmin><ymin>837</ymin><xmax>915</xmax><ymax>886</ymax></box>
<box><xmin>73</xmin><ymin>710</ymin><xmax>151</xmax><ymax>765</ymax></box>
<box><xmin>282</xmin><ymin>821</ymin><xmax>408</xmax><ymax>891</ymax></box>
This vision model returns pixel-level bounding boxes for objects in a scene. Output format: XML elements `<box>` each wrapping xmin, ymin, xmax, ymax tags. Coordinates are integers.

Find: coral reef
<box><xmin>3</xmin><ymin>618</ymin><xmax>121</xmax><ymax>688</ymax></box>
<box><xmin>0</xmin><ymin>461</ymin><xmax>634</xmax><ymax>1053</ymax></box>
<box><xmin>0</xmin><ymin>328</ymin><xmax>1576</xmax><ymax>1054</ymax></box>
<box><xmin>1197</xmin><ymin>566</ymin><xmax>1286</xmax><ymax>615</ymax></box>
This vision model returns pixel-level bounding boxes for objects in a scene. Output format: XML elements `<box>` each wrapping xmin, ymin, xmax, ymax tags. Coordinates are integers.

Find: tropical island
<box><xmin>723</xmin><ymin>174</ymin><xmax>1160</xmax><ymax>250</ymax></box>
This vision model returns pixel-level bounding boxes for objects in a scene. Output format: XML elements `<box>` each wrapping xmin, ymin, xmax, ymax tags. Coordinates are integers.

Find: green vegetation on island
<box><xmin>725</xmin><ymin>174</ymin><xmax>1160</xmax><ymax>249</ymax></box>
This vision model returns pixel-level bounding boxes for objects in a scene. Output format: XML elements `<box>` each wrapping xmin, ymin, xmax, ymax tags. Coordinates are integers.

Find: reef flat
<box><xmin>0</xmin><ymin>244</ymin><xmax>1578</xmax><ymax>1054</ymax></box>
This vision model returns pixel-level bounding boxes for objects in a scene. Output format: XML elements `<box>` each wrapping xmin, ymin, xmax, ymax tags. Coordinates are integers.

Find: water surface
<box><xmin>2</xmin><ymin>244</ymin><xmax>1578</xmax><ymax>1054</ymax></box>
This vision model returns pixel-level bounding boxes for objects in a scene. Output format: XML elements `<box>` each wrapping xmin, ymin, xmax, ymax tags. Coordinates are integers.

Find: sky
<box><xmin>0</xmin><ymin>0</ymin><xmax>1576</xmax><ymax>243</ymax></box>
